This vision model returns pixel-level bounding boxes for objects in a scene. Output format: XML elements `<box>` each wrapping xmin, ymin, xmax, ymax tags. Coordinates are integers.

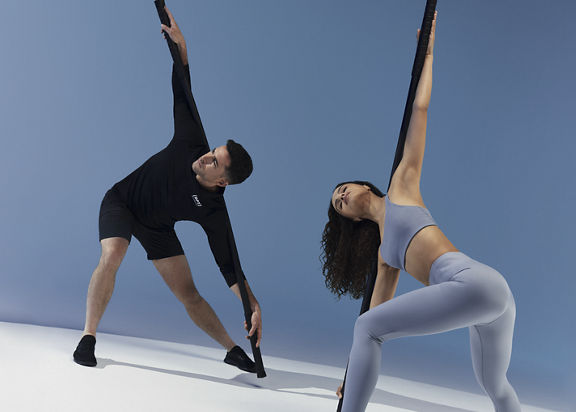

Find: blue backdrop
<box><xmin>0</xmin><ymin>1</ymin><xmax>573</xmax><ymax>409</ymax></box>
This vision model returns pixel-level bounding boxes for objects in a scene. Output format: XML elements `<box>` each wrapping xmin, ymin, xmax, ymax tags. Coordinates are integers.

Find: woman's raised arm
<box><xmin>391</xmin><ymin>12</ymin><xmax>436</xmax><ymax>198</ymax></box>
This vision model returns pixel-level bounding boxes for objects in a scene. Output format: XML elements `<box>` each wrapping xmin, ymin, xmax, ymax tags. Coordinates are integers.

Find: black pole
<box><xmin>337</xmin><ymin>1</ymin><xmax>437</xmax><ymax>409</ymax></box>
<box><xmin>154</xmin><ymin>0</ymin><xmax>266</xmax><ymax>378</ymax></box>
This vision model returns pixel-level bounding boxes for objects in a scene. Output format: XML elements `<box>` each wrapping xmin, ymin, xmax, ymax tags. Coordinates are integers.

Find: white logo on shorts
<box><xmin>191</xmin><ymin>194</ymin><xmax>202</xmax><ymax>207</ymax></box>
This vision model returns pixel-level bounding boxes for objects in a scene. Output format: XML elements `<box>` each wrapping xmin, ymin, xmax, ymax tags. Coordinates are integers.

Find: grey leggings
<box><xmin>342</xmin><ymin>252</ymin><xmax>521</xmax><ymax>412</ymax></box>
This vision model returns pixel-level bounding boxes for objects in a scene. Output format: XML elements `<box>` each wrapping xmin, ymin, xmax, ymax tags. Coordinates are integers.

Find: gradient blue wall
<box><xmin>0</xmin><ymin>1</ymin><xmax>573</xmax><ymax>409</ymax></box>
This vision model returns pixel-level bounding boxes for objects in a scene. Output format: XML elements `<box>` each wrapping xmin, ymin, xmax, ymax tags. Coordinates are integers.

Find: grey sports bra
<box><xmin>380</xmin><ymin>195</ymin><xmax>437</xmax><ymax>271</ymax></box>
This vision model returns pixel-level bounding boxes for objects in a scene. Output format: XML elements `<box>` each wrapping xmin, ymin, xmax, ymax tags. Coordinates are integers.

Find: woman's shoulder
<box><xmin>386</xmin><ymin>183</ymin><xmax>425</xmax><ymax>208</ymax></box>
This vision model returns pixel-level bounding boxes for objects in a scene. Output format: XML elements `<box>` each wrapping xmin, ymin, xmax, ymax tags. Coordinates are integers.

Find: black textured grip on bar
<box><xmin>337</xmin><ymin>1</ymin><xmax>437</xmax><ymax>409</ymax></box>
<box><xmin>153</xmin><ymin>0</ymin><xmax>266</xmax><ymax>379</ymax></box>
<box><xmin>155</xmin><ymin>0</ymin><xmax>170</xmax><ymax>26</ymax></box>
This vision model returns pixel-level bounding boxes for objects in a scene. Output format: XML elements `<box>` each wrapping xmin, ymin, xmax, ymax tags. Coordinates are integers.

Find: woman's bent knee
<box><xmin>354</xmin><ymin>312</ymin><xmax>382</xmax><ymax>343</ymax></box>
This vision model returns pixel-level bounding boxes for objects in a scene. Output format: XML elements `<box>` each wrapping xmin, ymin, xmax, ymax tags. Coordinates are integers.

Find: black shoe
<box><xmin>73</xmin><ymin>335</ymin><xmax>97</xmax><ymax>367</ymax></box>
<box><xmin>224</xmin><ymin>346</ymin><xmax>256</xmax><ymax>373</ymax></box>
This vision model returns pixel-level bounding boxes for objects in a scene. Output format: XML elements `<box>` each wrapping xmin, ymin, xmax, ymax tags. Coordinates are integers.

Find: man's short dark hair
<box><xmin>225</xmin><ymin>139</ymin><xmax>253</xmax><ymax>185</ymax></box>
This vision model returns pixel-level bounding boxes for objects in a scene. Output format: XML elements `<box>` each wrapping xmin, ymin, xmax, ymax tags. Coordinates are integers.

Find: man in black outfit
<box><xmin>73</xmin><ymin>7</ymin><xmax>262</xmax><ymax>372</ymax></box>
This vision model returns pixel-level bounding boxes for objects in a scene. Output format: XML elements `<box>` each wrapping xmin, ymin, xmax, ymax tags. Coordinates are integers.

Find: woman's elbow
<box><xmin>412</xmin><ymin>102</ymin><xmax>429</xmax><ymax>113</ymax></box>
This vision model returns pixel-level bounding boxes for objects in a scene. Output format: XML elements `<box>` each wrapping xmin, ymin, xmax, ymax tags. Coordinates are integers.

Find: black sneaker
<box><xmin>73</xmin><ymin>335</ymin><xmax>97</xmax><ymax>367</ymax></box>
<box><xmin>224</xmin><ymin>346</ymin><xmax>256</xmax><ymax>373</ymax></box>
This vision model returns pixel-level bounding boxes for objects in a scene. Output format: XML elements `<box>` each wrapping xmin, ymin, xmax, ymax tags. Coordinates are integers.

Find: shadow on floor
<box><xmin>95</xmin><ymin>357</ymin><xmax>475</xmax><ymax>412</ymax></box>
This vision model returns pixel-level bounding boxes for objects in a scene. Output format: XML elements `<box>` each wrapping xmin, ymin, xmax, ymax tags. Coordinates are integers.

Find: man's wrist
<box><xmin>178</xmin><ymin>44</ymin><xmax>188</xmax><ymax>63</ymax></box>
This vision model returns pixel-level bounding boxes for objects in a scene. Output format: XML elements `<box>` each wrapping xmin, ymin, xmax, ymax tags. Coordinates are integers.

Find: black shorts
<box><xmin>98</xmin><ymin>188</ymin><xmax>184</xmax><ymax>260</ymax></box>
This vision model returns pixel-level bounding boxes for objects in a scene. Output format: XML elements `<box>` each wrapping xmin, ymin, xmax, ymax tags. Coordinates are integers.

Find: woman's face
<box><xmin>331</xmin><ymin>183</ymin><xmax>371</xmax><ymax>221</ymax></box>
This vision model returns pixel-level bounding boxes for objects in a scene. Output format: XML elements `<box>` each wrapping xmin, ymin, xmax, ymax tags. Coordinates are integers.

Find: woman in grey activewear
<box><xmin>321</xmin><ymin>13</ymin><xmax>521</xmax><ymax>412</ymax></box>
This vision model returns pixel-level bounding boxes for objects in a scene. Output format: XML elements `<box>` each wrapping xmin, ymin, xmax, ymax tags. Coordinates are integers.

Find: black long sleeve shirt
<box><xmin>113</xmin><ymin>65</ymin><xmax>244</xmax><ymax>287</ymax></box>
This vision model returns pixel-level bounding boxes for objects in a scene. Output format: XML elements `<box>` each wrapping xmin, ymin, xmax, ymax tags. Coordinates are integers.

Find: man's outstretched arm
<box><xmin>162</xmin><ymin>6</ymin><xmax>207</xmax><ymax>147</ymax></box>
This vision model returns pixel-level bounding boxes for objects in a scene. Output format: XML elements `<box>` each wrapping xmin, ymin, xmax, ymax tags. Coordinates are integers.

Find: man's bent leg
<box><xmin>83</xmin><ymin>237</ymin><xmax>129</xmax><ymax>336</ymax></box>
<box><xmin>153</xmin><ymin>255</ymin><xmax>236</xmax><ymax>351</ymax></box>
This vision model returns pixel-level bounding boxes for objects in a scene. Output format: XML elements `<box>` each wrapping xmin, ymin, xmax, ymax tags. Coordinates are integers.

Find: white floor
<box><xmin>0</xmin><ymin>322</ymin><xmax>559</xmax><ymax>412</ymax></box>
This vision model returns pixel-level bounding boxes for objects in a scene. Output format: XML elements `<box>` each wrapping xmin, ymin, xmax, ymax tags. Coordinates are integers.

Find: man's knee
<box><xmin>99</xmin><ymin>238</ymin><xmax>129</xmax><ymax>270</ymax></box>
<box><xmin>180</xmin><ymin>287</ymin><xmax>203</xmax><ymax>307</ymax></box>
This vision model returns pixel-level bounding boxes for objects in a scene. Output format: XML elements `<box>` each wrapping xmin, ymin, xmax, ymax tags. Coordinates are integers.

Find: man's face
<box><xmin>192</xmin><ymin>145</ymin><xmax>231</xmax><ymax>187</ymax></box>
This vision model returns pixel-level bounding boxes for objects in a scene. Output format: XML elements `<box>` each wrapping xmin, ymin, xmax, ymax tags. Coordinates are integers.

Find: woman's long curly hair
<box><xmin>320</xmin><ymin>180</ymin><xmax>385</xmax><ymax>299</ymax></box>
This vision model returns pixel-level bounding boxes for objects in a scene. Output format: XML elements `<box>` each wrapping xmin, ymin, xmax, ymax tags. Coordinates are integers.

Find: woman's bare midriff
<box><xmin>404</xmin><ymin>226</ymin><xmax>458</xmax><ymax>285</ymax></box>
